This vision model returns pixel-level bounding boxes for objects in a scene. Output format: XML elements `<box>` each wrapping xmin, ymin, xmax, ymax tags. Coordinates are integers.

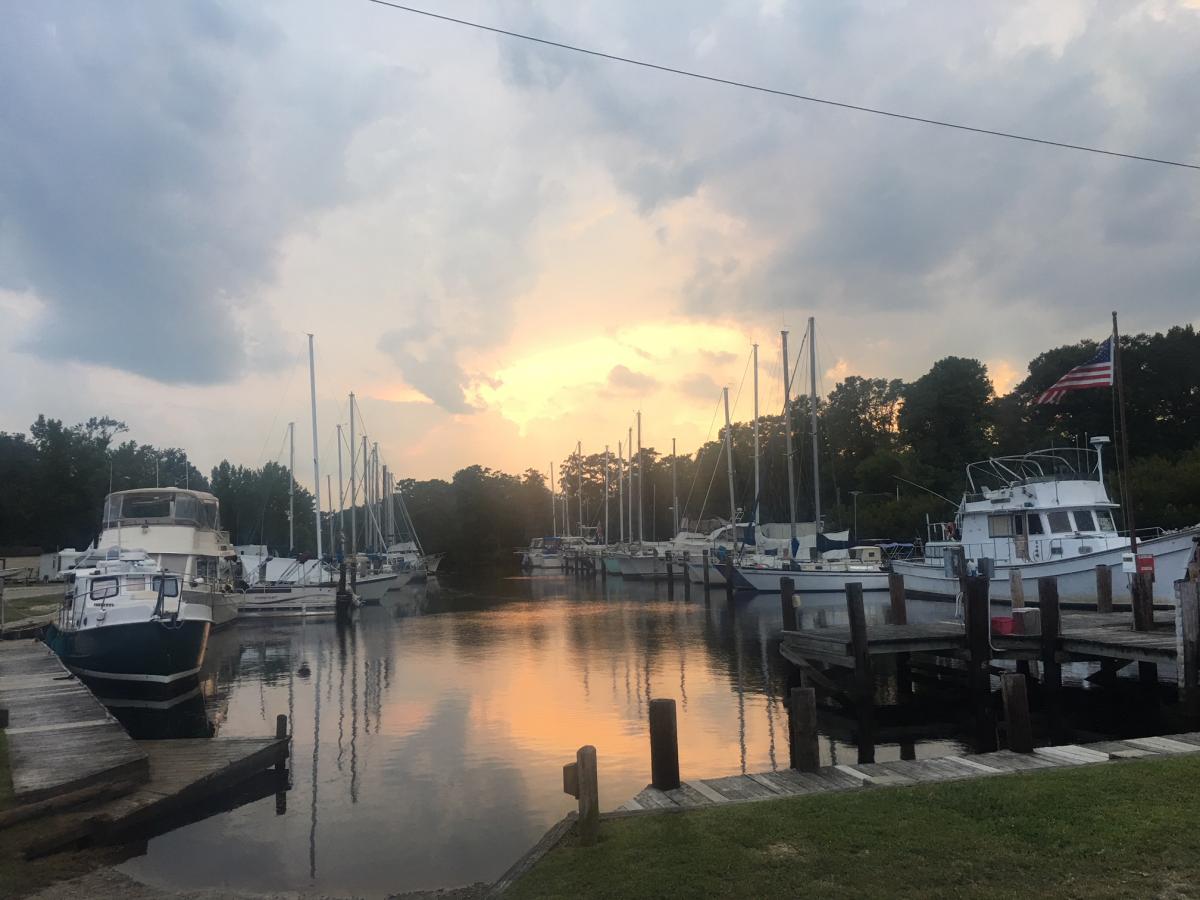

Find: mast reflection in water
<box><xmin>117</xmin><ymin>574</ymin><xmax>964</xmax><ymax>896</ymax></box>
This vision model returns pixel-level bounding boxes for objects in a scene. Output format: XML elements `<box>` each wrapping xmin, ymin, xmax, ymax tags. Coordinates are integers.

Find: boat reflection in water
<box><xmin>116</xmin><ymin>575</ymin><xmax>1098</xmax><ymax>895</ymax></box>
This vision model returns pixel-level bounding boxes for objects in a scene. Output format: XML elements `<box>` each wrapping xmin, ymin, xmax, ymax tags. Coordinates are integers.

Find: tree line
<box><xmin>1</xmin><ymin>324</ymin><xmax>1196</xmax><ymax>567</ymax></box>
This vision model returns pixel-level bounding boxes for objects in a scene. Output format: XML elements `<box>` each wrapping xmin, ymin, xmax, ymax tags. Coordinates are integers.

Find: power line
<box><xmin>363</xmin><ymin>0</ymin><xmax>1199</xmax><ymax>172</ymax></box>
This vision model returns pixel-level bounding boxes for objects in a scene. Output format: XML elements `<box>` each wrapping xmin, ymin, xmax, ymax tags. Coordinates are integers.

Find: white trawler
<box><xmin>891</xmin><ymin>446</ymin><xmax>1200</xmax><ymax>604</ymax></box>
<box><xmin>94</xmin><ymin>487</ymin><xmax>240</xmax><ymax>628</ymax></box>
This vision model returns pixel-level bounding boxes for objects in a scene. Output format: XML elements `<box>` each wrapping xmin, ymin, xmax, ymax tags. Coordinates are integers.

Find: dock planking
<box><xmin>0</xmin><ymin>641</ymin><xmax>148</xmax><ymax>804</ymax></box>
<box><xmin>617</xmin><ymin>730</ymin><xmax>1200</xmax><ymax>814</ymax></box>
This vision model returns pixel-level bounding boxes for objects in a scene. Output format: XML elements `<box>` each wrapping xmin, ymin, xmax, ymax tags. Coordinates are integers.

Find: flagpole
<box><xmin>1112</xmin><ymin>311</ymin><xmax>1137</xmax><ymax>554</ymax></box>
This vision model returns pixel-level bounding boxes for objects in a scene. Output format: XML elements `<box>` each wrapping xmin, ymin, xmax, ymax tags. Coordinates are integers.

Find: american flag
<box><xmin>1036</xmin><ymin>337</ymin><xmax>1114</xmax><ymax>404</ymax></box>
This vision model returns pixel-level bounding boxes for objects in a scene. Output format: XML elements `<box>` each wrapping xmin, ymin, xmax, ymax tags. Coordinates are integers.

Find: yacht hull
<box><xmin>892</xmin><ymin>528</ymin><xmax>1199</xmax><ymax>605</ymax></box>
<box><xmin>46</xmin><ymin>619</ymin><xmax>210</xmax><ymax>685</ymax></box>
<box><xmin>237</xmin><ymin>585</ymin><xmax>350</xmax><ymax>618</ymax></box>
<box><xmin>354</xmin><ymin>573</ymin><xmax>399</xmax><ymax>604</ymax></box>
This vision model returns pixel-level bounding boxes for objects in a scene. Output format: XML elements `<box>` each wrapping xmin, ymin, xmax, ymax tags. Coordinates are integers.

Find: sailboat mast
<box><xmin>617</xmin><ymin>441</ymin><xmax>624</xmax><ymax>543</ymax></box>
<box><xmin>327</xmin><ymin>474</ymin><xmax>334</xmax><ymax>554</ymax></box>
<box><xmin>752</xmin><ymin>343</ymin><xmax>760</xmax><ymax>527</ymax></box>
<box><xmin>288</xmin><ymin>421</ymin><xmax>295</xmax><ymax>552</ymax></box>
<box><xmin>307</xmin><ymin>334</ymin><xmax>323</xmax><ymax>563</ymax></box>
<box><xmin>576</xmin><ymin>441</ymin><xmax>582</xmax><ymax>539</ymax></box>
<box><xmin>336</xmin><ymin>424</ymin><xmax>345</xmax><ymax>543</ymax></box>
<box><xmin>551</xmin><ymin>461</ymin><xmax>557</xmax><ymax>537</ymax></box>
<box><xmin>671</xmin><ymin>437</ymin><xmax>679</xmax><ymax>537</ymax></box>
<box><xmin>382</xmin><ymin>465</ymin><xmax>390</xmax><ymax>544</ymax></box>
<box><xmin>781</xmin><ymin>331</ymin><xmax>798</xmax><ymax>549</ymax></box>
<box><xmin>627</xmin><ymin>426</ymin><xmax>633</xmax><ymax>540</ymax></box>
<box><xmin>362</xmin><ymin>435</ymin><xmax>369</xmax><ymax>551</ymax></box>
<box><xmin>808</xmin><ymin>317</ymin><xmax>821</xmax><ymax>532</ymax></box>
<box><xmin>1113</xmin><ymin>311</ymin><xmax>1137</xmax><ymax>554</ymax></box>
<box><xmin>636</xmin><ymin>411</ymin><xmax>643</xmax><ymax>543</ymax></box>
<box><xmin>723</xmin><ymin>387</ymin><xmax>736</xmax><ymax>528</ymax></box>
<box><xmin>349</xmin><ymin>394</ymin><xmax>357</xmax><ymax>556</ymax></box>
<box><xmin>604</xmin><ymin>445</ymin><xmax>610</xmax><ymax>544</ymax></box>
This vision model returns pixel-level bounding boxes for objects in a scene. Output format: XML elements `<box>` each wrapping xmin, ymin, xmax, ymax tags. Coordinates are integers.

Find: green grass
<box><xmin>510</xmin><ymin>757</ymin><xmax>1200</xmax><ymax>900</ymax></box>
<box><xmin>1</xmin><ymin>592</ymin><xmax>59</xmax><ymax>622</ymax></box>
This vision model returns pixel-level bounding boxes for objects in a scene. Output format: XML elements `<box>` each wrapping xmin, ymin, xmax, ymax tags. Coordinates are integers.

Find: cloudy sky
<box><xmin>2</xmin><ymin>0</ymin><xmax>1198</xmax><ymax>489</ymax></box>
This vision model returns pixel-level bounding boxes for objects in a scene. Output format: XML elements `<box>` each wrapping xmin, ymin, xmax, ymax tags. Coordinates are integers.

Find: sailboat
<box><xmin>732</xmin><ymin>318</ymin><xmax>890</xmax><ymax>594</ymax></box>
<box><xmin>238</xmin><ymin>336</ymin><xmax>361</xmax><ymax>617</ymax></box>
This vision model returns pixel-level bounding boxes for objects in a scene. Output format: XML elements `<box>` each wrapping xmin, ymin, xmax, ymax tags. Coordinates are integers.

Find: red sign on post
<box><xmin>1136</xmin><ymin>554</ymin><xmax>1155</xmax><ymax>575</ymax></box>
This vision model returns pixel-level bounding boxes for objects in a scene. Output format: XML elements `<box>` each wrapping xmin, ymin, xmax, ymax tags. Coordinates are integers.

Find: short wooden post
<box><xmin>665</xmin><ymin>551</ymin><xmax>674</xmax><ymax>597</ymax></box>
<box><xmin>1095</xmin><ymin>565</ymin><xmax>1113</xmax><ymax>614</ymax></box>
<box><xmin>724</xmin><ymin>558</ymin><xmax>735</xmax><ymax>601</ymax></box>
<box><xmin>1037</xmin><ymin>576</ymin><xmax>1063</xmax><ymax>741</ymax></box>
<box><xmin>682</xmin><ymin>552</ymin><xmax>691</xmax><ymax>599</ymax></box>
<box><xmin>1009</xmin><ymin>568</ymin><xmax>1025</xmax><ymax>609</ymax></box>
<box><xmin>964</xmin><ymin>575</ymin><xmax>995</xmax><ymax>751</ymax></box>
<box><xmin>1177</xmin><ymin>581</ymin><xmax>1200</xmax><ymax>718</ymax></box>
<box><xmin>0</xmin><ymin>707</ymin><xmax>8</xmax><ymax>728</ymax></box>
<box><xmin>1001</xmin><ymin>674</ymin><xmax>1034</xmax><ymax>753</ymax></box>
<box><xmin>702</xmin><ymin>550</ymin><xmax>711</xmax><ymax>592</ymax></box>
<box><xmin>1132</xmin><ymin>571</ymin><xmax>1155</xmax><ymax>632</ymax></box>
<box><xmin>888</xmin><ymin>573</ymin><xmax>907</xmax><ymax>625</ymax></box>
<box><xmin>275</xmin><ymin>714</ymin><xmax>288</xmax><ymax>772</ymax></box>
<box><xmin>787</xmin><ymin>687</ymin><xmax>820</xmax><ymax>772</ymax></box>
<box><xmin>577</xmin><ymin>745</ymin><xmax>599</xmax><ymax>846</ymax></box>
<box><xmin>888</xmin><ymin>573</ymin><xmax>912</xmax><ymax>703</ymax></box>
<box><xmin>846</xmin><ymin>582</ymin><xmax>875</xmax><ymax>764</ymax></box>
<box><xmin>780</xmin><ymin>577</ymin><xmax>796</xmax><ymax>630</ymax></box>
<box><xmin>648</xmin><ymin>698</ymin><xmax>680</xmax><ymax>790</ymax></box>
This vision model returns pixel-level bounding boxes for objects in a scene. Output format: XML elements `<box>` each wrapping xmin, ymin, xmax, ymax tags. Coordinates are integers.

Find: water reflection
<box><xmin>118</xmin><ymin>575</ymin><xmax>973</xmax><ymax>896</ymax></box>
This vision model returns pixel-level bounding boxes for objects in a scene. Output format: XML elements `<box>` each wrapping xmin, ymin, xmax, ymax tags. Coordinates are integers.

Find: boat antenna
<box><xmin>891</xmin><ymin>475</ymin><xmax>958</xmax><ymax>507</ymax></box>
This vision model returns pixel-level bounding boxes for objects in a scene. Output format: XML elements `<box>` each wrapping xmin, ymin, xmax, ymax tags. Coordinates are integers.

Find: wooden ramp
<box><xmin>619</xmin><ymin>731</ymin><xmax>1200</xmax><ymax>813</ymax></box>
<box><xmin>0</xmin><ymin>641</ymin><xmax>148</xmax><ymax>804</ymax></box>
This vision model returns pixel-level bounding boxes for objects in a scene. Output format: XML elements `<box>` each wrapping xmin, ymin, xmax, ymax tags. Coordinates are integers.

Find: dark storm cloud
<box><xmin>0</xmin><ymin>2</ymin><xmax>382</xmax><ymax>383</ymax></box>
<box><xmin>496</xmin><ymin>2</ymin><xmax>1200</xmax><ymax>332</ymax></box>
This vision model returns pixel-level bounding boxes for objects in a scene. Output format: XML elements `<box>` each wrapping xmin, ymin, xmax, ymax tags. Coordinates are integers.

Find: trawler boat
<box><xmin>891</xmin><ymin>447</ymin><xmax>1200</xmax><ymax>604</ymax></box>
<box><xmin>96</xmin><ymin>488</ymin><xmax>239</xmax><ymax>628</ymax></box>
<box><xmin>732</xmin><ymin>545</ymin><xmax>891</xmax><ymax>593</ymax></box>
<box><xmin>46</xmin><ymin>549</ymin><xmax>211</xmax><ymax>686</ymax></box>
<box><xmin>521</xmin><ymin>536</ymin><xmax>562</xmax><ymax>570</ymax></box>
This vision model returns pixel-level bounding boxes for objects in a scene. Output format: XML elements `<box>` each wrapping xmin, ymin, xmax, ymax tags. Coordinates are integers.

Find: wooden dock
<box><xmin>2</xmin><ymin>639</ymin><xmax>291</xmax><ymax>857</ymax></box>
<box><xmin>0</xmin><ymin>641</ymin><xmax>148</xmax><ymax>804</ymax></box>
<box><xmin>619</xmin><ymin>730</ymin><xmax>1200</xmax><ymax>812</ymax></box>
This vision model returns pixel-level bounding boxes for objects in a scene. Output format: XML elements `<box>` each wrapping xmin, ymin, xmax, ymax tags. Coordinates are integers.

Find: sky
<box><xmin>2</xmin><ymin>0</ymin><xmax>1198</xmax><ymax>491</ymax></box>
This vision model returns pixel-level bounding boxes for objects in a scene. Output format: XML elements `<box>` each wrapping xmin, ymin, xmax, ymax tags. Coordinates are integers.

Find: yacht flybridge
<box><xmin>96</xmin><ymin>487</ymin><xmax>239</xmax><ymax>628</ymax></box>
<box><xmin>891</xmin><ymin>447</ymin><xmax>1200</xmax><ymax>604</ymax></box>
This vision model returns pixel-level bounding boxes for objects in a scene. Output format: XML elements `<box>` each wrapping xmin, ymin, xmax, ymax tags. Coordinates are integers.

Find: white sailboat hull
<box><xmin>354</xmin><ymin>573</ymin><xmax>399</xmax><ymax>604</ymax></box>
<box><xmin>237</xmin><ymin>585</ymin><xmax>353</xmax><ymax>618</ymax></box>
<box><xmin>732</xmin><ymin>564</ymin><xmax>890</xmax><ymax>593</ymax></box>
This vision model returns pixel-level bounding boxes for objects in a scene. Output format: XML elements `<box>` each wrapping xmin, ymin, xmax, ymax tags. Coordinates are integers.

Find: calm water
<box><xmin>116</xmin><ymin>573</ymin><xmax>969</xmax><ymax>896</ymax></box>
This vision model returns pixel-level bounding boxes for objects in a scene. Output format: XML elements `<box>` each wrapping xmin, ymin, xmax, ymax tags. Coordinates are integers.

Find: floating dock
<box><xmin>0</xmin><ymin>639</ymin><xmax>290</xmax><ymax>856</ymax></box>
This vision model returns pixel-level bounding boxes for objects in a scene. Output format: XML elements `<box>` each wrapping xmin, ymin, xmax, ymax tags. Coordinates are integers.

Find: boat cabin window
<box><xmin>1095</xmin><ymin>510</ymin><xmax>1116</xmax><ymax>531</ymax></box>
<box><xmin>152</xmin><ymin>575</ymin><xmax>180</xmax><ymax>597</ymax></box>
<box><xmin>125</xmin><ymin>575</ymin><xmax>146</xmax><ymax>591</ymax></box>
<box><xmin>1027</xmin><ymin>514</ymin><xmax>1045</xmax><ymax>535</ymax></box>
<box><xmin>90</xmin><ymin>577</ymin><xmax>119</xmax><ymax>601</ymax></box>
<box><xmin>1073</xmin><ymin>510</ymin><xmax>1097</xmax><ymax>532</ymax></box>
<box><xmin>1047</xmin><ymin>511</ymin><xmax>1072</xmax><ymax>533</ymax></box>
<box><xmin>122</xmin><ymin>493</ymin><xmax>173</xmax><ymax>520</ymax></box>
<box><xmin>988</xmin><ymin>515</ymin><xmax>1015</xmax><ymax>538</ymax></box>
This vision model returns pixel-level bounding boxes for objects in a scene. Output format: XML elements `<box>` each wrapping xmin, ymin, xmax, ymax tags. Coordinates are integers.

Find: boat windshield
<box><xmin>103</xmin><ymin>491</ymin><xmax>220</xmax><ymax>530</ymax></box>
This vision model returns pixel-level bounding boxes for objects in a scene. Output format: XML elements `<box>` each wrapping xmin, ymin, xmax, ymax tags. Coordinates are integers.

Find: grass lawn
<box><xmin>1</xmin><ymin>591</ymin><xmax>59</xmax><ymax>623</ymax></box>
<box><xmin>510</xmin><ymin>757</ymin><xmax>1200</xmax><ymax>900</ymax></box>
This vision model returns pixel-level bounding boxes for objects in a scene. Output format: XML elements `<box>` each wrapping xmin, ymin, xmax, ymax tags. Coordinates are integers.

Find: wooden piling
<box><xmin>964</xmin><ymin>575</ymin><xmax>995</xmax><ymax>751</ymax></box>
<box><xmin>888</xmin><ymin>573</ymin><xmax>912</xmax><ymax>703</ymax></box>
<box><xmin>1000</xmin><ymin>673</ymin><xmax>1034</xmax><ymax>753</ymax></box>
<box><xmin>648</xmin><ymin>698</ymin><xmax>681</xmax><ymax>790</ymax></box>
<box><xmin>787</xmin><ymin>687</ymin><xmax>820</xmax><ymax>772</ymax></box>
<box><xmin>665</xmin><ymin>551</ymin><xmax>674</xmax><ymax>597</ymax></box>
<box><xmin>724</xmin><ymin>558</ymin><xmax>735</xmax><ymax>601</ymax></box>
<box><xmin>1095</xmin><ymin>564</ymin><xmax>1113</xmax><ymax>614</ymax></box>
<box><xmin>845</xmin><ymin>582</ymin><xmax>875</xmax><ymax>764</ymax></box>
<box><xmin>576</xmin><ymin>745</ymin><xmax>599</xmax><ymax>846</ymax></box>
<box><xmin>682</xmin><ymin>552</ymin><xmax>691</xmax><ymax>599</ymax></box>
<box><xmin>0</xmin><ymin>707</ymin><xmax>8</xmax><ymax>728</ymax></box>
<box><xmin>275</xmin><ymin>714</ymin><xmax>288</xmax><ymax>772</ymax></box>
<box><xmin>1009</xmin><ymin>568</ymin><xmax>1025</xmax><ymax>609</ymax></box>
<box><xmin>702</xmin><ymin>550</ymin><xmax>711</xmax><ymax>592</ymax></box>
<box><xmin>1132</xmin><ymin>571</ymin><xmax>1155</xmax><ymax>632</ymax></box>
<box><xmin>1037</xmin><ymin>576</ymin><xmax>1063</xmax><ymax>741</ymax></box>
<box><xmin>780</xmin><ymin>577</ymin><xmax>795</xmax><ymax>630</ymax></box>
<box><xmin>1177</xmin><ymin>581</ymin><xmax>1199</xmax><ymax>718</ymax></box>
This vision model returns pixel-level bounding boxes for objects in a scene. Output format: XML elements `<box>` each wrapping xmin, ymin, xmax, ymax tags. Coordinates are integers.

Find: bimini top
<box><xmin>965</xmin><ymin>447</ymin><xmax>1102</xmax><ymax>497</ymax></box>
<box><xmin>102</xmin><ymin>488</ymin><xmax>221</xmax><ymax>531</ymax></box>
